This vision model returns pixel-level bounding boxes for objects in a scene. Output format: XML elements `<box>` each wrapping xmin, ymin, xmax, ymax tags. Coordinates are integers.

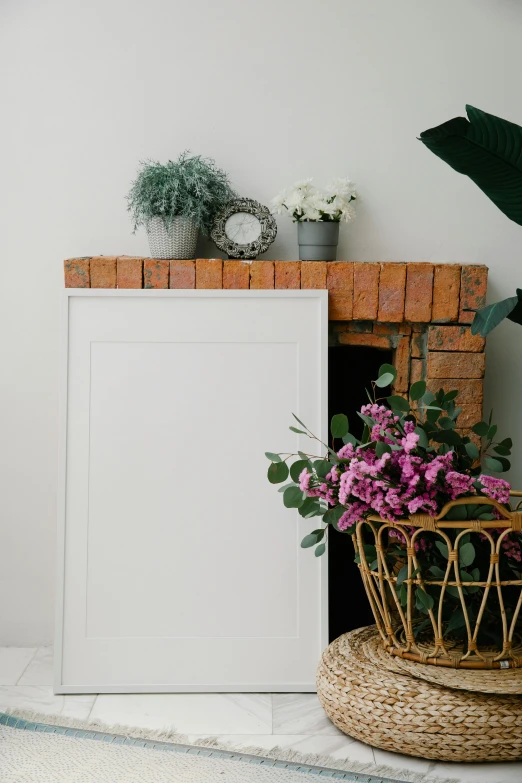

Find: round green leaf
<box><xmin>375</xmin><ymin>372</ymin><xmax>394</xmax><ymax>388</ymax></box>
<box><xmin>323</xmin><ymin>505</ymin><xmax>345</xmax><ymax>527</ymax></box>
<box><xmin>375</xmin><ymin>441</ymin><xmax>392</xmax><ymax>458</ymax></box>
<box><xmin>416</xmin><ymin>587</ymin><xmax>434</xmax><ymax>611</ymax></box>
<box><xmin>472</xmin><ymin>421</ymin><xmax>489</xmax><ymax>436</ymax></box>
<box><xmin>283</xmin><ymin>485</ymin><xmax>305</xmax><ymax>508</ymax></box>
<box><xmin>438</xmin><ymin>417</ymin><xmax>454</xmax><ymax>430</ymax></box>
<box><xmin>414</xmin><ymin>426</ymin><xmax>429</xmax><ymax>449</ymax></box>
<box><xmin>387</xmin><ymin>395</ymin><xmax>410</xmax><ymax>413</ymax></box>
<box><xmin>485</xmin><ymin>456</ymin><xmax>505</xmax><ymax>473</ymax></box>
<box><xmin>459</xmin><ymin>541</ymin><xmax>475</xmax><ymax>568</ymax></box>
<box><xmin>298</xmin><ymin>497</ymin><xmax>321</xmax><ymax>518</ymax></box>
<box><xmin>330</xmin><ymin>413</ymin><xmax>349</xmax><ymax>439</ymax></box>
<box><xmin>315</xmin><ymin>543</ymin><xmax>326</xmax><ymax>557</ymax></box>
<box><xmin>314</xmin><ymin>459</ymin><xmax>332</xmax><ymax>479</ymax></box>
<box><xmin>267</xmin><ymin>461</ymin><xmax>289</xmax><ymax>484</ymax></box>
<box><xmin>378</xmin><ymin>363</ymin><xmax>397</xmax><ymax>382</ymax></box>
<box><xmin>301</xmin><ymin>531</ymin><xmax>322</xmax><ymax>548</ymax></box>
<box><xmin>265</xmin><ymin>452</ymin><xmax>281</xmax><ymax>462</ymax></box>
<box><xmin>409</xmin><ymin>380</ymin><xmax>426</xmax><ymax>401</ymax></box>
<box><xmin>290</xmin><ymin>459</ymin><xmax>310</xmax><ymax>483</ymax></box>
<box><xmin>465</xmin><ymin>442</ymin><xmax>480</xmax><ymax>460</ymax></box>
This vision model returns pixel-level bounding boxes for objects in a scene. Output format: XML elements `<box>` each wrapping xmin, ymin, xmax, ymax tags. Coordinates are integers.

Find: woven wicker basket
<box><xmin>317</xmin><ymin>626</ymin><xmax>522</xmax><ymax>762</ymax></box>
<box><xmin>146</xmin><ymin>216</ymin><xmax>198</xmax><ymax>260</ymax></box>
<box><xmin>354</xmin><ymin>491</ymin><xmax>522</xmax><ymax>669</ymax></box>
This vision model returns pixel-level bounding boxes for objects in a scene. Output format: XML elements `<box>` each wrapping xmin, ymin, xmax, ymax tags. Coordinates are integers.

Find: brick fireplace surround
<box><xmin>64</xmin><ymin>257</ymin><xmax>488</xmax><ymax>438</ymax></box>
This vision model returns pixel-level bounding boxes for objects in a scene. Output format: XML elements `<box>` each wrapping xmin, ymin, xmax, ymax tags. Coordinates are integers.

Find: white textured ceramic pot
<box><xmin>297</xmin><ymin>221</ymin><xmax>340</xmax><ymax>261</ymax></box>
<box><xmin>146</xmin><ymin>216</ymin><xmax>199</xmax><ymax>260</ymax></box>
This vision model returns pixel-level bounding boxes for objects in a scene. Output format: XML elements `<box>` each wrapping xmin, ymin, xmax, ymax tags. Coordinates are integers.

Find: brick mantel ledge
<box><xmin>64</xmin><ymin>257</ymin><xmax>488</xmax><ymax>437</ymax></box>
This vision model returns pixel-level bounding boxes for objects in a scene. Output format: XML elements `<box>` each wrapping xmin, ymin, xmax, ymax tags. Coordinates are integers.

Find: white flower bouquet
<box><xmin>271</xmin><ymin>178</ymin><xmax>357</xmax><ymax>223</ymax></box>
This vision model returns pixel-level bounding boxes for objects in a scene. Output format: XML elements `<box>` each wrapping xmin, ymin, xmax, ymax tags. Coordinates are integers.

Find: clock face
<box><xmin>224</xmin><ymin>212</ymin><xmax>262</xmax><ymax>246</ymax></box>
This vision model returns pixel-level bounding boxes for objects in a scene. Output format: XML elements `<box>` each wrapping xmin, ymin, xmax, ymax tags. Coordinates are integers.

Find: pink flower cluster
<box><xmin>297</xmin><ymin>403</ymin><xmax>511</xmax><ymax>532</ymax></box>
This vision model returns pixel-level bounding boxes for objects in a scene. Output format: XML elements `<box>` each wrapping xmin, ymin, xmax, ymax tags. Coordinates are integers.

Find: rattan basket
<box><xmin>354</xmin><ymin>491</ymin><xmax>522</xmax><ymax>669</ymax></box>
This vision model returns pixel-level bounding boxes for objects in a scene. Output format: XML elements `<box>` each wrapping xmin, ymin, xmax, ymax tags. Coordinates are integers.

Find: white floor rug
<box><xmin>0</xmin><ymin>711</ymin><xmax>457</xmax><ymax>783</ymax></box>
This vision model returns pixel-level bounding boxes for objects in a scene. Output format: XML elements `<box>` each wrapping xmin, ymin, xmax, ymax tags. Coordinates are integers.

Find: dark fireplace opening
<box><xmin>328</xmin><ymin>343</ymin><xmax>393</xmax><ymax>643</ymax></box>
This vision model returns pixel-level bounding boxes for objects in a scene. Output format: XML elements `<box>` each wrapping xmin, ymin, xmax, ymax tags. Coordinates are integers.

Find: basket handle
<box><xmin>435</xmin><ymin>495</ymin><xmax>512</xmax><ymax>521</ymax></box>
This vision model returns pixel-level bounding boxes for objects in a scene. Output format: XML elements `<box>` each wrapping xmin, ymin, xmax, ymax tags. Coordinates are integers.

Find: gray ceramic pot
<box><xmin>297</xmin><ymin>221</ymin><xmax>340</xmax><ymax>261</ymax></box>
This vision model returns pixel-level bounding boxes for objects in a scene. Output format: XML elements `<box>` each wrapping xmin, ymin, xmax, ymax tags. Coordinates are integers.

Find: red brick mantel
<box><xmin>64</xmin><ymin>257</ymin><xmax>488</xmax><ymax>437</ymax></box>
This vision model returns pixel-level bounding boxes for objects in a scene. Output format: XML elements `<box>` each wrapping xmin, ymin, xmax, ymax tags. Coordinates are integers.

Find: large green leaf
<box><xmin>420</xmin><ymin>105</ymin><xmax>522</xmax><ymax>225</ymax></box>
<box><xmin>471</xmin><ymin>288</ymin><xmax>522</xmax><ymax>336</ymax></box>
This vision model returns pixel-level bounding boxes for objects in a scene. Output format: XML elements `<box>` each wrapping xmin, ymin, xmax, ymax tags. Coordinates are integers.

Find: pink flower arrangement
<box><xmin>297</xmin><ymin>403</ymin><xmax>510</xmax><ymax>532</ymax></box>
<box><xmin>266</xmin><ymin>366</ymin><xmax>517</xmax><ymax>646</ymax></box>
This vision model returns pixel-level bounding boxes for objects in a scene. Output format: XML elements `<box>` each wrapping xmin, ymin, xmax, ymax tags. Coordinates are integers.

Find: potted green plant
<box><xmin>271</xmin><ymin>178</ymin><xmax>357</xmax><ymax>261</ymax></box>
<box><xmin>127</xmin><ymin>152</ymin><xmax>235</xmax><ymax>260</ymax></box>
<box><xmin>419</xmin><ymin>105</ymin><xmax>522</xmax><ymax>336</ymax></box>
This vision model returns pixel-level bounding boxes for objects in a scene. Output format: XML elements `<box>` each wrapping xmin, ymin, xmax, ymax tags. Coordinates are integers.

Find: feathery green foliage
<box><xmin>127</xmin><ymin>152</ymin><xmax>235</xmax><ymax>234</ymax></box>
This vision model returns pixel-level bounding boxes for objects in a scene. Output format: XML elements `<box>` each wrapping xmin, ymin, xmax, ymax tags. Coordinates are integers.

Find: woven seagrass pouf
<box><xmin>316</xmin><ymin>626</ymin><xmax>522</xmax><ymax>763</ymax></box>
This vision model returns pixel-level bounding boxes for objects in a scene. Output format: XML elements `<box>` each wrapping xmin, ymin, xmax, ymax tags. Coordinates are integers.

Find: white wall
<box><xmin>2</xmin><ymin>0</ymin><xmax>522</xmax><ymax>645</ymax></box>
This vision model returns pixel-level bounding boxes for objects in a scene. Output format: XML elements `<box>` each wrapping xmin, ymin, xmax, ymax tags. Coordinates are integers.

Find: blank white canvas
<box><xmin>56</xmin><ymin>290</ymin><xmax>328</xmax><ymax>693</ymax></box>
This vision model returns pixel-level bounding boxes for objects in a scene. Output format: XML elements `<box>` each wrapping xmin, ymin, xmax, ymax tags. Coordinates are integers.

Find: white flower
<box><xmin>325</xmin><ymin>177</ymin><xmax>357</xmax><ymax>200</ymax></box>
<box><xmin>292</xmin><ymin>177</ymin><xmax>314</xmax><ymax>191</ymax></box>
<box><xmin>271</xmin><ymin>177</ymin><xmax>358</xmax><ymax>221</ymax></box>
<box><xmin>340</xmin><ymin>201</ymin><xmax>356</xmax><ymax>223</ymax></box>
<box><xmin>270</xmin><ymin>189</ymin><xmax>289</xmax><ymax>214</ymax></box>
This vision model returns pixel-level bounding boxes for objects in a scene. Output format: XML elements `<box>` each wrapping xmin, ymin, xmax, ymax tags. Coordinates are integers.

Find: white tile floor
<box><xmin>0</xmin><ymin>646</ymin><xmax>520</xmax><ymax>782</ymax></box>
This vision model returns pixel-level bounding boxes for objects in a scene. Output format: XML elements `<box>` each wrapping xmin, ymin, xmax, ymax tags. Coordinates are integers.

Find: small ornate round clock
<box><xmin>211</xmin><ymin>198</ymin><xmax>277</xmax><ymax>259</ymax></box>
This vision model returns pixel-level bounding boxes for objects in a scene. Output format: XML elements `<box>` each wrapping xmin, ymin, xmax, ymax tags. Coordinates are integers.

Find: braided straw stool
<box><xmin>317</xmin><ymin>626</ymin><xmax>522</xmax><ymax>762</ymax></box>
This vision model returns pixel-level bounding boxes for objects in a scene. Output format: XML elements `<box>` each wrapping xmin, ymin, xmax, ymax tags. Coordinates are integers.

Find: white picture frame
<box><xmin>55</xmin><ymin>289</ymin><xmax>328</xmax><ymax>693</ymax></box>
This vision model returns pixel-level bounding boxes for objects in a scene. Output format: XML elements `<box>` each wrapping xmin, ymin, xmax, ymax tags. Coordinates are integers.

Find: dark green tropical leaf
<box><xmin>409</xmin><ymin>380</ymin><xmax>426</xmax><ymax>401</ymax></box>
<box><xmin>330</xmin><ymin>413</ymin><xmax>349</xmax><ymax>439</ymax></box>
<box><xmin>444</xmin><ymin>390</ymin><xmax>459</xmax><ymax>401</ymax></box>
<box><xmin>471</xmin><ymin>295</ymin><xmax>520</xmax><ymax>336</ymax></box>
<box><xmin>419</xmin><ymin>105</ymin><xmax>522</xmax><ymax>226</ymax></box>
<box><xmin>283</xmin><ymin>485</ymin><xmax>306</xmax><ymax>509</ymax></box>
<box><xmin>494</xmin><ymin>444</ymin><xmax>511</xmax><ymax>456</ymax></box>
<box><xmin>267</xmin><ymin>461</ymin><xmax>289</xmax><ymax>484</ymax></box>
<box><xmin>499</xmin><ymin>438</ymin><xmax>513</xmax><ymax>449</ymax></box>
